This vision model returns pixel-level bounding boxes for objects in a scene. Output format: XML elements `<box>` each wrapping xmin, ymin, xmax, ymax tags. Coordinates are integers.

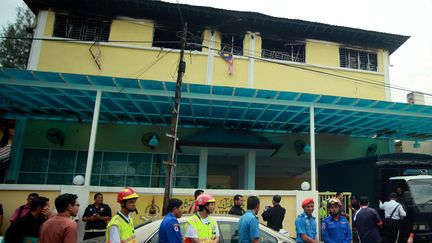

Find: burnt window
<box><xmin>340</xmin><ymin>48</ymin><xmax>377</xmax><ymax>71</ymax></box>
<box><xmin>261</xmin><ymin>38</ymin><xmax>305</xmax><ymax>63</ymax></box>
<box><xmin>152</xmin><ymin>24</ymin><xmax>202</xmax><ymax>51</ymax></box>
<box><xmin>53</xmin><ymin>14</ymin><xmax>111</xmax><ymax>42</ymax></box>
<box><xmin>221</xmin><ymin>34</ymin><xmax>244</xmax><ymax>56</ymax></box>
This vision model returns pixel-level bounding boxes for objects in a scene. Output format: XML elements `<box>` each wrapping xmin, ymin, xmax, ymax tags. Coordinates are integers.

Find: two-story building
<box><xmin>1</xmin><ymin>0</ymin><xmax>431</xmax><ymax>237</ymax></box>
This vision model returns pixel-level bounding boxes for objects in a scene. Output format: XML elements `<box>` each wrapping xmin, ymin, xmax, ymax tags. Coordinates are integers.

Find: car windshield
<box><xmin>407</xmin><ymin>178</ymin><xmax>432</xmax><ymax>205</ymax></box>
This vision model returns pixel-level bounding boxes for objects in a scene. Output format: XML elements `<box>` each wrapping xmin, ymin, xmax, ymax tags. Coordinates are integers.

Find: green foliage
<box><xmin>0</xmin><ymin>5</ymin><xmax>35</xmax><ymax>69</ymax></box>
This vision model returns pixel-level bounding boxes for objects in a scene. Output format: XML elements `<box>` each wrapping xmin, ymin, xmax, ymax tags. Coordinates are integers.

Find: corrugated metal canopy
<box><xmin>1</xmin><ymin>68</ymin><xmax>431</xmax><ymax>141</ymax></box>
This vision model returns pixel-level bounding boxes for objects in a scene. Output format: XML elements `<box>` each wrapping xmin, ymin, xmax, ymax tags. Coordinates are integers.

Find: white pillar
<box><xmin>205</xmin><ymin>31</ymin><xmax>216</xmax><ymax>85</ymax></box>
<box><xmin>383</xmin><ymin>50</ymin><xmax>391</xmax><ymax>101</ymax></box>
<box><xmin>248</xmin><ymin>33</ymin><xmax>256</xmax><ymax>88</ymax></box>
<box><xmin>27</xmin><ymin>10</ymin><xmax>48</xmax><ymax>70</ymax></box>
<box><xmin>84</xmin><ymin>89</ymin><xmax>102</xmax><ymax>186</ymax></box>
<box><xmin>244</xmin><ymin>150</ymin><xmax>256</xmax><ymax>189</ymax></box>
<box><xmin>198</xmin><ymin>148</ymin><xmax>208</xmax><ymax>189</ymax></box>
<box><xmin>310</xmin><ymin>106</ymin><xmax>316</xmax><ymax>191</ymax></box>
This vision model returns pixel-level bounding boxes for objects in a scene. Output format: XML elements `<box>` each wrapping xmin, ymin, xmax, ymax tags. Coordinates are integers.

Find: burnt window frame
<box><xmin>152</xmin><ymin>24</ymin><xmax>203</xmax><ymax>51</ymax></box>
<box><xmin>339</xmin><ymin>48</ymin><xmax>378</xmax><ymax>71</ymax></box>
<box><xmin>220</xmin><ymin>33</ymin><xmax>244</xmax><ymax>56</ymax></box>
<box><xmin>261</xmin><ymin>38</ymin><xmax>306</xmax><ymax>63</ymax></box>
<box><xmin>53</xmin><ymin>14</ymin><xmax>111</xmax><ymax>42</ymax></box>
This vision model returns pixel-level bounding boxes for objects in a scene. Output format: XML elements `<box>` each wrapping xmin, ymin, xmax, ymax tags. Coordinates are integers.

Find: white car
<box><xmin>83</xmin><ymin>214</ymin><xmax>295</xmax><ymax>243</ymax></box>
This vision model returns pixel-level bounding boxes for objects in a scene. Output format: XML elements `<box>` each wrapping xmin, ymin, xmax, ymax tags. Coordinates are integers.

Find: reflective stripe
<box><xmin>85</xmin><ymin>229</ymin><xmax>106</xmax><ymax>233</ymax></box>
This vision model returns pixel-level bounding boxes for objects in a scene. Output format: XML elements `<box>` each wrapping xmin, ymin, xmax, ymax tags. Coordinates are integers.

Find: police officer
<box><xmin>184</xmin><ymin>194</ymin><xmax>220</xmax><ymax>243</ymax></box>
<box><xmin>322</xmin><ymin>198</ymin><xmax>352</xmax><ymax>243</ymax></box>
<box><xmin>159</xmin><ymin>198</ymin><xmax>184</xmax><ymax>243</ymax></box>
<box><xmin>106</xmin><ymin>187</ymin><xmax>139</xmax><ymax>243</ymax></box>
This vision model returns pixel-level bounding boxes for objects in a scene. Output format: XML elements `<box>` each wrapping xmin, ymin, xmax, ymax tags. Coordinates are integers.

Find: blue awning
<box><xmin>1</xmin><ymin>68</ymin><xmax>431</xmax><ymax>141</ymax></box>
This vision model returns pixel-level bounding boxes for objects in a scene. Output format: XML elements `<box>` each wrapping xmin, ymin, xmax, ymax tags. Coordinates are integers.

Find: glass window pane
<box><xmin>90</xmin><ymin>174</ymin><xmax>100</xmax><ymax>186</ymax></box>
<box><xmin>152</xmin><ymin>154</ymin><xmax>167</xmax><ymax>176</ymax></box>
<box><xmin>128</xmin><ymin>153</ymin><xmax>152</xmax><ymax>175</ymax></box>
<box><xmin>46</xmin><ymin>173</ymin><xmax>74</xmax><ymax>185</ymax></box>
<box><xmin>151</xmin><ymin>176</ymin><xmax>165</xmax><ymax>188</ymax></box>
<box><xmin>20</xmin><ymin>149</ymin><xmax>49</xmax><ymax>172</ymax></box>
<box><xmin>75</xmin><ymin>151</ymin><xmax>88</xmax><ymax>174</ymax></box>
<box><xmin>176</xmin><ymin>155</ymin><xmax>199</xmax><ymax>164</ymax></box>
<box><xmin>92</xmin><ymin>152</ymin><xmax>103</xmax><ymax>174</ymax></box>
<box><xmin>100</xmin><ymin>175</ymin><xmax>125</xmax><ymax>186</ymax></box>
<box><xmin>176</xmin><ymin>163</ymin><xmax>199</xmax><ymax>176</ymax></box>
<box><xmin>48</xmin><ymin>150</ymin><xmax>77</xmax><ymax>173</ymax></box>
<box><xmin>126</xmin><ymin>176</ymin><xmax>150</xmax><ymax>187</ymax></box>
<box><xmin>18</xmin><ymin>172</ymin><xmax>46</xmax><ymax>184</ymax></box>
<box><xmin>260</xmin><ymin>229</ymin><xmax>278</xmax><ymax>242</ymax></box>
<box><xmin>175</xmin><ymin>177</ymin><xmax>197</xmax><ymax>188</ymax></box>
<box><xmin>102</xmin><ymin>152</ymin><xmax>127</xmax><ymax>174</ymax></box>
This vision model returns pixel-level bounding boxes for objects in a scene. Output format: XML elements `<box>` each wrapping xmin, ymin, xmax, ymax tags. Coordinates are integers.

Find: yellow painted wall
<box><xmin>306</xmin><ymin>41</ymin><xmax>339</xmax><ymax>67</ymax></box>
<box><xmin>36</xmin><ymin>12</ymin><xmax>388</xmax><ymax>101</ymax></box>
<box><xmin>0</xmin><ymin>190</ymin><xmax>60</xmax><ymax>234</ymax></box>
<box><xmin>37</xmin><ymin>41</ymin><xmax>208</xmax><ymax>84</ymax></box>
<box><xmin>88</xmin><ymin>192</ymin><xmax>296</xmax><ymax>237</ymax></box>
<box><xmin>109</xmin><ymin>19</ymin><xmax>153</xmax><ymax>47</ymax></box>
<box><xmin>254</xmin><ymin>60</ymin><xmax>385</xmax><ymax>100</ymax></box>
<box><xmin>44</xmin><ymin>11</ymin><xmax>55</xmax><ymax>36</ymax></box>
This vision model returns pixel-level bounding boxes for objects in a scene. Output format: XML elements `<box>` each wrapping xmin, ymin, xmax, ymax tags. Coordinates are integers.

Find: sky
<box><xmin>1</xmin><ymin>0</ymin><xmax>431</xmax><ymax>104</ymax></box>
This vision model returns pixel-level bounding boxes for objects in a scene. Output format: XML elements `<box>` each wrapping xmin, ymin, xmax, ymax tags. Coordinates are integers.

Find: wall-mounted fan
<box><xmin>366</xmin><ymin>143</ymin><xmax>378</xmax><ymax>157</ymax></box>
<box><xmin>45</xmin><ymin>128</ymin><xmax>65</xmax><ymax>146</ymax></box>
<box><xmin>142</xmin><ymin>133</ymin><xmax>160</xmax><ymax>149</ymax></box>
<box><xmin>294</xmin><ymin>139</ymin><xmax>310</xmax><ymax>156</ymax></box>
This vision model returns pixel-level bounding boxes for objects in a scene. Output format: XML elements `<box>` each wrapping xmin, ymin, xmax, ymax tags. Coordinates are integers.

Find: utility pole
<box><xmin>162</xmin><ymin>22</ymin><xmax>187</xmax><ymax>215</ymax></box>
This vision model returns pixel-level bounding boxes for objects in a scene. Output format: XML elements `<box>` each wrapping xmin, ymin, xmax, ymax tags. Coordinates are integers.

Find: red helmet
<box><xmin>196</xmin><ymin>194</ymin><xmax>216</xmax><ymax>206</ymax></box>
<box><xmin>327</xmin><ymin>198</ymin><xmax>342</xmax><ymax>208</ymax></box>
<box><xmin>117</xmin><ymin>187</ymin><xmax>139</xmax><ymax>203</ymax></box>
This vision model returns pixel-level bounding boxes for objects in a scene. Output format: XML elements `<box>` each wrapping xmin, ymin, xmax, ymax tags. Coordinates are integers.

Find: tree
<box><xmin>0</xmin><ymin>5</ymin><xmax>35</xmax><ymax>69</ymax></box>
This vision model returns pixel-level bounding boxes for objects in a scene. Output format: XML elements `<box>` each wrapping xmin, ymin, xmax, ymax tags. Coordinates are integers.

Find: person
<box><xmin>335</xmin><ymin>192</ymin><xmax>347</xmax><ymax>217</ymax></box>
<box><xmin>4</xmin><ymin>196</ymin><xmax>50</xmax><ymax>243</ymax></box>
<box><xmin>349</xmin><ymin>196</ymin><xmax>360</xmax><ymax>213</ymax></box>
<box><xmin>106</xmin><ymin>187</ymin><xmax>139</xmax><ymax>243</ymax></box>
<box><xmin>322</xmin><ymin>198</ymin><xmax>352</xmax><ymax>243</ymax></box>
<box><xmin>238</xmin><ymin>196</ymin><xmax>261</xmax><ymax>243</ymax></box>
<box><xmin>159</xmin><ymin>198</ymin><xmax>184</xmax><ymax>243</ymax></box>
<box><xmin>353</xmin><ymin>196</ymin><xmax>382</xmax><ymax>243</ymax></box>
<box><xmin>82</xmin><ymin>192</ymin><xmax>112</xmax><ymax>240</ymax></box>
<box><xmin>0</xmin><ymin>203</ymin><xmax>3</xmax><ymax>235</ymax></box>
<box><xmin>379</xmin><ymin>192</ymin><xmax>406</xmax><ymax>243</ymax></box>
<box><xmin>188</xmin><ymin>189</ymin><xmax>204</xmax><ymax>214</ymax></box>
<box><xmin>184</xmin><ymin>194</ymin><xmax>220</xmax><ymax>243</ymax></box>
<box><xmin>229</xmin><ymin>194</ymin><xmax>245</xmax><ymax>216</ymax></box>
<box><xmin>295</xmin><ymin>198</ymin><xmax>318</xmax><ymax>243</ymax></box>
<box><xmin>9</xmin><ymin>192</ymin><xmax>39</xmax><ymax>223</ymax></box>
<box><xmin>39</xmin><ymin>193</ymin><xmax>79</xmax><ymax>243</ymax></box>
<box><xmin>262</xmin><ymin>195</ymin><xmax>286</xmax><ymax>231</ymax></box>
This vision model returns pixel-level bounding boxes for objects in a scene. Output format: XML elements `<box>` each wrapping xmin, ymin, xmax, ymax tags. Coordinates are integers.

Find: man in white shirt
<box><xmin>379</xmin><ymin>192</ymin><xmax>406</xmax><ymax>243</ymax></box>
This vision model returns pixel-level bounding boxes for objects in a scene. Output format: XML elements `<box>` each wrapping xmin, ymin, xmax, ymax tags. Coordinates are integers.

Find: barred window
<box><xmin>340</xmin><ymin>48</ymin><xmax>377</xmax><ymax>71</ymax></box>
<box><xmin>261</xmin><ymin>38</ymin><xmax>305</xmax><ymax>63</ymax></box>
<box><xmin>152</xmin><ymin>24</ymin><xmax>203</xmax><ymax>51</ymax></box>
<box><xmin>53</xmin><ymin>14</ymin><xmax>111</xmax><ymax>42</ymax></box>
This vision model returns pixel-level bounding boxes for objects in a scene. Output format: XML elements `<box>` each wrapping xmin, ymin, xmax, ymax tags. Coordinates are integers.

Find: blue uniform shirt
<box><xmin>295</xmin><ymin>212</ymin><xmax>317</xmax><ymax>243</ymax></box>
<box><xmin>322</xmin><ymin>215</ymin><xmax>352</xmax><ymax>243</ymax></box>
<box><xmin>159</xmin><ymin>212</ymin><xmax>182</xmax><ymax>243</ymax></box>
<box><xmin>238</xmin><ymin>210</ymin><xmax>260</xmax><ymax>243</ymax></box>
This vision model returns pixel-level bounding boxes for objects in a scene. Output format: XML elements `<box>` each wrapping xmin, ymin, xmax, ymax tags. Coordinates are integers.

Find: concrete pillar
<box><xmin>244</xmin><ymin>150</ymin><xmax>256</xmax><ymax>189</ymax></box>
<box><xmin>4</xmin><ymin>119</ymin><xmax>27</xmax><ymax>183</ymax></box>
<box><xmin>84</xmin><ymin>90</ymin><xmax>102</xmax><ymax>186</ymax></box>
<box><xmin>198</xmin><ymin>148</ymin><xmax>208</xmax><ymax>189</ymax></box>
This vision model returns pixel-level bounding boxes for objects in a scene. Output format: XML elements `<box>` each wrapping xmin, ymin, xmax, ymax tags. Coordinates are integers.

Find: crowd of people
<box><xmin>0</xmin><ymin>188</ymin><xmax>408</xmax><ymax>243</ymax></box>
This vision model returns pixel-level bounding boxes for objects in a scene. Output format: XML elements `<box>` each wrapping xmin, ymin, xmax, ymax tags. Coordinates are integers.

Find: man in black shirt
<box><xmin>82</xmin><ymin>192</ymin><xmax>112</xmax><ymax>240</ymax></box>
<box><xmin>262</xmin><ymin>195</ymin><xmax>286</xmax><ymax>231</ymax></box>
<box><xmin>4</xmin><ymin>196</ymin><xmax>50</xmax><ymax>243</ymax></box>
<box><xmin>228</xmin><ymin>194</ymin><xmax>245</xmax><ymax>216</ymax></box>
<box><xmin>353</xmin><ymin>196</ymin><xmax>382</xmax><ymax>243</ymax></box>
